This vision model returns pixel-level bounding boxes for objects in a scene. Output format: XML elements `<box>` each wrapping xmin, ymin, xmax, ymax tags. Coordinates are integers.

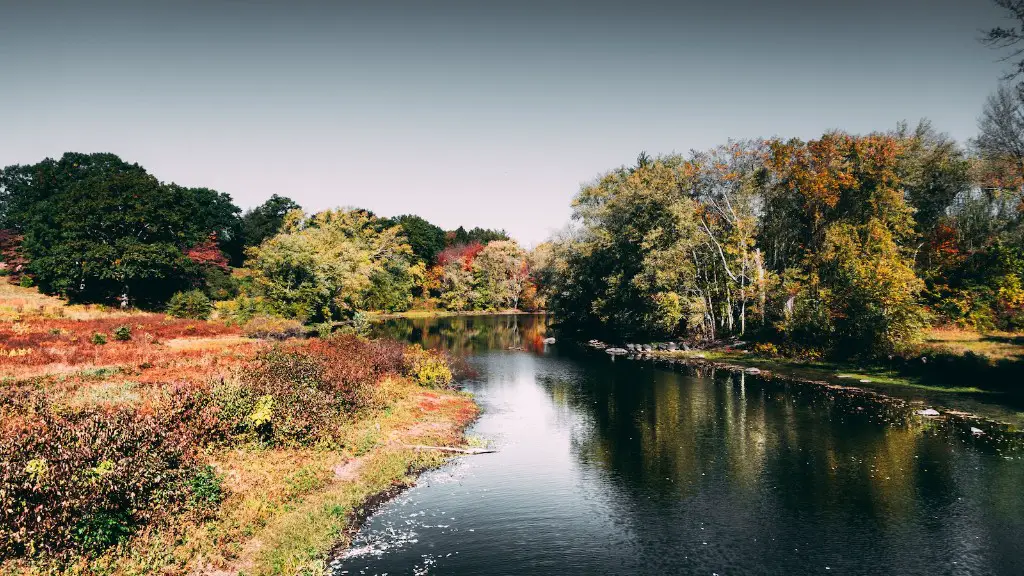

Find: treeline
<box><xmin>0</xmin><ymin>153</ymin><xmax>545</xmax><ymax>322</ymax></box>
<box><xmin>542</xmin><ymin>111</ymin><xmax>1024</xmax><ymax>357</ymax></box>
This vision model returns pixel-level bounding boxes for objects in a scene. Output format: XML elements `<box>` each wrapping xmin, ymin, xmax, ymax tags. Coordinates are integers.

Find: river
<box><xmin>331</xmin><ymin>313</ymin><xmax>1024</xmax><ymax>575</ymax></box>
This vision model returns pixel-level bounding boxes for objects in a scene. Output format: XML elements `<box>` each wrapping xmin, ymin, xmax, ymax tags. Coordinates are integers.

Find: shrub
<box><xmin>90</xmin><ymin>332</ymin><xmax>107</xmax><ymax>345</ymax></box>
<box><xmin>242</xmin><ymin>315</ymin><xmax>306</xmax><ymax>340</ymax></box>
<box><xmin>214</xmin><ymin>335</ymin><xmax>416</xmax><ymax>446</ymax></box>
<box><xmin>405</xmin><ymin>346</ymin><xmax>454</xmax><ymax>388</ymax></box>
<box><xmin>202</xmin><ymin>267</ymin><xmax>240</xmax><ymax>301</ymax></box>
<box><xmin>18</xmin><ymin>275</ymin><xmax>33</xmax><ymax>288</ymax></box>
<box><xmin>112</xmin><ymin>325</ymin><xmax>132</xmax><ymax>341</ymax></box>
<box><xmin>187</xmin><ymin>465</ymin><xmax>225</xmax><ymax>512</ymax></box>
<box><xmin>0</xmin><ymin>405</ymin><xmax>200</xmax><ymax>557</ymax></box>
<box><xmin>166</xmin><ymin>290</ymin><xmax>213</xmax><ymax>320</ymax></box>
<box><xmin>214</xmin><ymin>294</ymin><xmax>275</xmax><ymax>325</ymax></box>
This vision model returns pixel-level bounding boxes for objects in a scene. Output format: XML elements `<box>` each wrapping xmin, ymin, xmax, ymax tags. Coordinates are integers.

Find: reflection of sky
<box><xmin>346</xmin><ymin>317</ymin><xmax>1024</xmax><ymax>574</ymax></box>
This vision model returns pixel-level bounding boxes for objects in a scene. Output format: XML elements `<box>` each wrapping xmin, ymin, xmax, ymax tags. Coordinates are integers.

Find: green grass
<box><xmin>656</xmin><ymin>349</ymin><xmax>990</xmax><ymax>394</ymax></box>
<box><xmin>922</xmin><ymin>327</ymin><xmax>1024</xmax><ymax>361</ymax></box>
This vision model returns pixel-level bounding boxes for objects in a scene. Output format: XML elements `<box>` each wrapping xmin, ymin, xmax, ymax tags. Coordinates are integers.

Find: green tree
<box><xmin>473</xmin><ymin>240</ymin><xmax>529</xmax><ymax>309</ymax></box>
<box><xmin>382</xmin><ymin>214</ymin><xmax>446</xmax><ymax>264</ymax></box>
<box><xmin>23</xmin><ymin>170</ymin><xmax>201</xmax><ymax>306</ymax></box>
<box><xmin>241</xmin><ymin>194</ymin><xmax>302</xmax><ymax>252</ymax></box>
<box><xmin>1</xmin><ymin>153</ymin><xmax>244</xmax><ymax>307</ymax></box>
<box><xmin>246</xmin><ymin>209</ymin><xmax>415</xmax><ymax>321</ymax></box>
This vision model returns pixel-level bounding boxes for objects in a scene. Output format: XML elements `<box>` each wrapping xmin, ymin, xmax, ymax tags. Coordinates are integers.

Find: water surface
<box><xmin>332</xmin><ymin>314</ymin><xmax>1024</xmax><ymax>575</ymax></box>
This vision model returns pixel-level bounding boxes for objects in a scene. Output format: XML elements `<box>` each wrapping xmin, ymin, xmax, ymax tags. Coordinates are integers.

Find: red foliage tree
<box><xmin>436</xmin><ymin>242</ymin><xmax>485</xmax><ymax>270</ymax></box>
<box><xmin>0</xmin><ymin>229</ymin><xmax>28</xmax><ymax>282</ymax></box>
<box><xmin>185</xmin><ymin>234</ymin><xmax>229</xmax><ymax>270</ymax></box>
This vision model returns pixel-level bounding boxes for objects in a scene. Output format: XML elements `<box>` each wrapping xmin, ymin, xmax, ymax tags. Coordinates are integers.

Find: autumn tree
<box><xmin>473</xmin><ymin>240</ymin><xmax>529</xmax><ymax>310</ymax></box>
<box><xmin>246</xmin><ymin>208</ymin><xmax>417</xmax><ymax>321</ymax></box>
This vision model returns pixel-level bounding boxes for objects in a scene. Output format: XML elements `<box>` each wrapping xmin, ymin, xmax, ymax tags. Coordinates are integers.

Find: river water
<box><xmin>331</xmin><ymin>314</ymin><xmax>1024</xmax><ymax>575</ymax></box>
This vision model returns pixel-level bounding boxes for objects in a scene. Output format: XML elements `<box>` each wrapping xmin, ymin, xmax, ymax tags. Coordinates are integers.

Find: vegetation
<box><xmin>542</xmin><ymin>119</ymin><xmax>1023</xmax><ymax>359</ymax></box>
<box><xmin>0</xmin><ymin>289</ymin><xmax>476</xmax><ymax>574</ymax></box>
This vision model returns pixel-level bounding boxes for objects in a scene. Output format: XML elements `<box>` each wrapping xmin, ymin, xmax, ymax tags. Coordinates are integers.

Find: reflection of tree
<box><xmin>540</xmin><ymin>360</ymin><xmax>1024</xmax><ymax>573</ymax></box>
<box><xmin>369</xmin><ymin>314</ymin><xmax>551</xmax><ymax>356</ymax></box>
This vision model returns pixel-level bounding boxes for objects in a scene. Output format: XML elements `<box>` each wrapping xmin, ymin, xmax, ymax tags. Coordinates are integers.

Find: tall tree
<box><xmin>246</xmin><ymin>208</ymin><xmax>416</xmax><ymax>320</ymax></box>
<box><xmin>383</xmin><ymin>214</ymin><xmax>446</xmax><ymax>264</ymax></box>
<box><xmin>1</xmin><ymin>153</ymin><xmax>243</xmax><ymax>307</ymax></box>
<box><xmin>241</xmin><ymin>194</ymin><xmax>302</xmax><ymax>252</ymax></box>
<box><xmin>983</xmin><ymin>0</ymin><xmax>1024</xmax><ymax>82</ymax></box>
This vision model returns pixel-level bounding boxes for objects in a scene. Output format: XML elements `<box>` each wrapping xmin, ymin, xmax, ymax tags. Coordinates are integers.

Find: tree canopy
<box><xmin>245</xmin><ymin>209</ymin><xmax>419</xmax><ymax>321</ymax></box>
<box><xmin>0</xmin><ymin>153</ymin><xmax>241</xmax><ymax>307</ymax></box>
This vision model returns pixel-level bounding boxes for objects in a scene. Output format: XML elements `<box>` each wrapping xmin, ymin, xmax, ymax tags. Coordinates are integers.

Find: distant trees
<box><xmin>0</xmin><ymin>153</ymin><xmax>240</xmax><ymax>307</ymax></box>
<box><xmin>382</xmin><ymin>214</ymin><xmax>446</xmax><ymax>265</ymax></box>
<box><xmin>241</xmin><ymin>194</ymin><xmax>302</xmax><ymax>253</ymax></box>
<box><xmin>446</xmin><ymin>226</ymin><xmax>510</xmax><ymax>246</ymax></box>
<box><xmin>546</xmin><ymin>132</ymin><xmax>951</xmax><ymax>357</ymax></box>
<box><xmin>245</xmin><ymin>209</ymin><xmax>418</xmax><ymax>321</ymax></box>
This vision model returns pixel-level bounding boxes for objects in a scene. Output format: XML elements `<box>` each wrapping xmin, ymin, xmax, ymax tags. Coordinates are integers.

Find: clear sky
<box><xmin>0</xmin><ymin>0</ymin><xmax>1014</xmax><ymax>245</ymax></box>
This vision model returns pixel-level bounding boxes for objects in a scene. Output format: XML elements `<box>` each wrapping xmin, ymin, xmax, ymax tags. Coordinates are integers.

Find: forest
<box><xmin>544</xmin><ymin>107</ymin><xmax>1024</xmax><ymax>358</ymax></box>
<box><xmin>0</xmin><ymin>153</ymin><xmax>546</xmax><ymax>334</ymax></box>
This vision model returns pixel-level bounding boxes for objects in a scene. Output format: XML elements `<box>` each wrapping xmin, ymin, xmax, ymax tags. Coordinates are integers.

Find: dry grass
<box><xmin>1</xmin><ymin>285</ymin><xmax>479</xmax><ymax>576</ymax></box>
<box><xmin>922</xmin><ymin>327</ymin><xmax>1024</xmax><ymax>361</ymax></box>
<box><xmin>0</xmin><ymin>283</ymin><xmax>139</xmax><ymax>321</ymax></box>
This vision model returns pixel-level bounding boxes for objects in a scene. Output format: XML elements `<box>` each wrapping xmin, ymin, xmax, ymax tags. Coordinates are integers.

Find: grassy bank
<box><xmin>652</xmin><ymin>348</ymin><xmax>978</xmax><ymax>393</ymax></box>
<box><xmin>0</xmin><ymin>285</ymin><xmax>479</xmax><ymax>576</ymax></box>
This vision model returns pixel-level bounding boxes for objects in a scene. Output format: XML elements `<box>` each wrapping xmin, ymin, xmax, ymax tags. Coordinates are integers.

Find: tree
<box><xmin>983</xmin><ymin>0</ymin><xmax>1024</xmax><ymax>82</ymax></box>
<box><xmin>1</xmin><ymin>153</ymin><xmax>245</xmax><ymax>307</ymax></box>
<box><xmin>246</xmin><ymin>209</ymin><xmax>416</xmax><ymax>321</ymax></box>
<box><xmin>445</xmin><ymin>226</ymin><xmax>509</xmax><ymax>247</ymax></box>
<box><xmin>968</xmin><ymin>86</ymin><xmax>1024</xmax><ymax>246</ymax></box>
<box><xmin>473</xmin><ymin>240</ymin><xmax>529</xmax><ymax>310</ymax></box>
<box><xmin>23</xmin><ymin>170</ymin><xmax>201</xmax><ymax>306</ymax></box>
<box><xmin>241</xmin><ymin>194</ymin><xmax>302</xmax><ymax>251</ymax></box>
<box><xmin>382</xmin><ymin>214</ymin><xmax>446</xmax><ymax>264</ymax></box>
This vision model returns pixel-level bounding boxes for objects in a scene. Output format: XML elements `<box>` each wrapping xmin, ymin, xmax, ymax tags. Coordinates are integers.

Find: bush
<box><xmin>202</xmin><ymin>267</ymin><xmax>240</xmax><ymax>301</ymax></box>
<box><xmin>405</xmin><ymin>345</ymin><xmax>454</xmax><ymax>388</ymax></box>
<box><xmin>112</xmin><ymin>325</ymin><xmax>132</xmax><ymax>341</ymax></box>
<box><xmin>90</xmin><ymin>332</ymin><xmax>108</xmax><ymax>345</ymax></box>
<box><xmin>18</xmin><ymin>275</ymin><xmax>33</xmax><ymax>288</ymax></box>
<box><xmin>166</xmin><ymin>290</ymin><xmax>213</xmax><ymax>320</ymax></box>
<box><xmin>0</xmin><ymin>405</ymin><xmax>200</xmax><ymax>557</ymax></box>
<box><xmin>187</xmin><ymin>465</ymin><xmax>225</xmax><ymax>512</ymax></box>
<box><xmin>242</xmin><ymin>315</ymin><xmax>306</xmax><ymax>340</ymax></box>
<box><xmin>213</xmin><ymin>335</ymin><xmax>414</xmax><ymax>446</ymax></box>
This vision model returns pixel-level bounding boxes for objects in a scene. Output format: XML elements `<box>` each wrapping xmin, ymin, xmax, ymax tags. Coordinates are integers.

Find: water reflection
<box><xmin>338</xmin><ymin>315</ymin><xmax>1024</xmax><ymax>575</ymax></box>
<box><xmin>370</xmin><ymin>313</ymin><xmax>551</xmax><ymax>355</ymax></box>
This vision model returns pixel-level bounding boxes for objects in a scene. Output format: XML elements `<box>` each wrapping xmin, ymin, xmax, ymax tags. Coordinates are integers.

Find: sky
<box><xmin>0</xmin><ymin>0</ymin><xmax>1015</xmax><ymax>245</ymax></box>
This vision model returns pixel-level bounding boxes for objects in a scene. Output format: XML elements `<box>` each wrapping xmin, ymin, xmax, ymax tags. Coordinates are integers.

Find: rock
<box><xmin>606</xmin><ymin>347</ymin><xmax>628</xmax><ymax>355</ymax></box>
<box><xmin>971</xmin><ymin>426</ymin><xmax>984</xmax><ymax>437</ymax></box>
<box><xmin>745</xmin><ymin>367</ymin><xmax>761</xmax><ymax>374</ymax></box>
<box><xmin>915</xmin><ymin>408</ymin><xmax>940</xmax><ymax>417</ymax></box>
<box><xmin>626</xmin><ymin>343</ymin><xmax>636</xmax><ymax>351</ymax></box>
<box><xmin>642</xmin><ymin>344</ymin><xmax>653</xmax><ymax>352</ymax></box>
<box><xmin>681</xmin><ymin>342</ymin><xmax>690</xmax><ymax>351</ymax></box>
<box><xmin>543</xmin><ymin>337</ymin><xmax>556</xmax><ymax>344</ymax></box>
<box><xmin>667</xmin><ymin>342</ymin><xmax>678</xmax><ymax>351</ymax></box>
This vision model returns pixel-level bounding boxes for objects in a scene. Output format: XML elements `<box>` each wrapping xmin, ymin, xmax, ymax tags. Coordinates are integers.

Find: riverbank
<box><xmin>613</xmin><ymin>346</ymin><xmax>1024</xmax><ymax>429</ymax></box>
<box><xmin>0</xmin><ymin>286</ymin><xmax>479</xmax><ymax>576</ymax></box>
<box><xmin>575</xmin><ymin>330</ymin><xmax>1024</xmax><ymax>428</ymax></box>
